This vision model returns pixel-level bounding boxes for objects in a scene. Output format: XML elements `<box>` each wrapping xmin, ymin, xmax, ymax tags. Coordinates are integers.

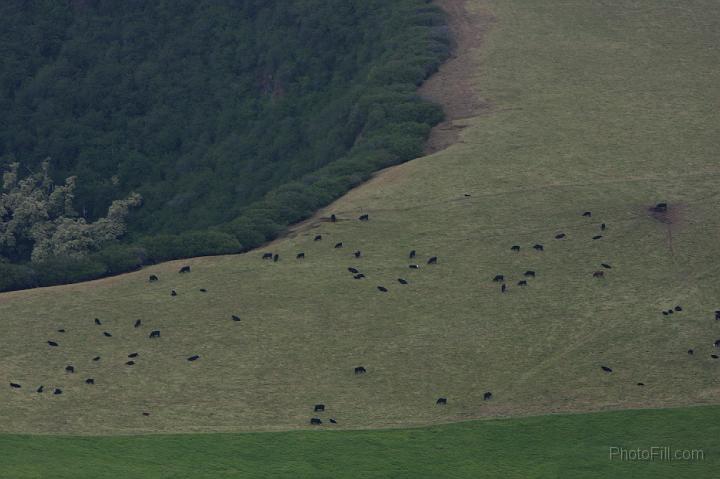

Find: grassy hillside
<box><xmin>1</xmin><ymin>0</ymin><xmax>720</xmax><ymax>440</ymax></box>
<box><xmin>1</xmin><ymin>406</ymin><xmax>718</xmax><ymax>478</ymax></box>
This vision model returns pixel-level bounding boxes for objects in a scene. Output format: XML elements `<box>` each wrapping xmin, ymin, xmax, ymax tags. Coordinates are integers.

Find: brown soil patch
<box><xmin>419</xmin><ymin>0</ymin><xmax>494</xmax><ymax>154</ymax></box>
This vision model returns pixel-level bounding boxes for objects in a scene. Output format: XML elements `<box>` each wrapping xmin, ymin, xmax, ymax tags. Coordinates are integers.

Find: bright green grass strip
<box><xmin>1</xmin><ymin>406</ymin><xmax>717</xmax><ymax>478</ymax></box>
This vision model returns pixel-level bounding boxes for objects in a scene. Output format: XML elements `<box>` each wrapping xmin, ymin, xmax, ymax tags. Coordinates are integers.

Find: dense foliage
<box><xmin>0</xmin><ymin>0</ymin><xmax>450</xmax><ymax>290</ymax></box>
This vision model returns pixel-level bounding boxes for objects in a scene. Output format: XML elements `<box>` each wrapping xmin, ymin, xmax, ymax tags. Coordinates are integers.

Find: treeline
<box><xmin>0</xmin><ymin>0</ymin><xmax>450</xmax><ymax>291</ymax></box>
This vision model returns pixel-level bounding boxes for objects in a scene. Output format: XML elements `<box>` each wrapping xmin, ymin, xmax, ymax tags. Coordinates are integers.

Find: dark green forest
<box><xmin>0</xmin><ymin>0</ymin><xmax>450</xmax><ymax>290</ymax></box>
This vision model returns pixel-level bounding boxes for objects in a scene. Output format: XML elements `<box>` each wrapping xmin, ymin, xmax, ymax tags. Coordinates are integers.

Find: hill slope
<box><xmin>1</xmin><ymin>0</ymin><xmax>720</xmax><ymax>435</ymax></box>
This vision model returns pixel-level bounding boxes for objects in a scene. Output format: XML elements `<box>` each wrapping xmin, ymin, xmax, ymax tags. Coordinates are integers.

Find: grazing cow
<box><xmin>48</xmin><ymin>341</ymin><xmax>59</xmax><ymax>347</ymax></box>
<box><xmin>199</xmin><ymin>288</ymin><xmax>207</xmax><ymax>293</ymax></box>
<box><xmin>592</xmin><ymin>235</ymin><xmax>603</xmax><ymax>240</ymax></box>
<box><xmin>359</xmin><ymin>214</ymin><xmax>369</xmax><ymax>221</ymax></box>
<box><xmin>712</xmin><ymin>354</ymin><xmax>719</xmax><ymax>359</ymax></box>
<box><xmin>427</xmin><ymin>256</ymin><xmax>438</xmax><ymax>264</ymax></box>
<box><xmin>675</xmin><ymin>305</ymin><xmax>682</xmax><ymax>312</ymax></box>
<box><xmin>637</xmin><ymin>383</ymin><xmax>645</xmax><ymax>386</ymax></box>
<box><xmin>501</xmin><ymin>284</ymin><xmax>507</xmax><ymax>293</ymax></box>
<box><xmin>409</xmin><ymin>250</ymin><xmax>416</xmax><ymax>258</ymax></box>
<box><xmin>353</xmin><ymin>274</ymin><xmax>365</xmax><ymax>279</ymax></box>
<box><xmin>601</xmin><ymin>263</ymin><xmax>612</xmax><ymax>269</ymax></box>
<box><xmin>524</xmin><ymin>270</ymin><xmax>536</xmax><ymax>278</ymax></box>
<box><xmin>314</xmin><ymin>235</ymin><xmax>322</xmax><ymax>241</ymax></box>
<box><xmin>331</xmin><ymin>214</ymin><xmax>337</xmax><ymax>223</ymax></box>
<box><xmin>314</xmin><ymin>404</ymin><xmax>325</xmax><ymax>412</ymax></box>
<box><xmin>53</xmin><ymin>388</ymin><xmax>62</xmax><ymax>395</ymax></box>
<box><xmin>436</xmin><ymin>397</ymin><xmax>447</xmax><ymax>405</ymax></box>
<box><xmin>493</xmin><ymin>274</ymin><xmax>504</xmax><ymax>282</ymax></box>
<box><xmin>134</xmin><ymin>319</ymin><xmax>142</xmax><ymax>328</ymax></box>
<box><xmin>142</xmin><ymin>412</ymin><xmax>150</xmax><ymax>416</ymax></box>
<box><xmin>662</xmin><ymin>311</ymin><xmax>669</xmax><ymax>316</ymax></box>
<box><xmin>85</xmin><ymin>379</ymin><xmax>95</xmax><ymax>385</ymax></box>
<box><xmin>310</xmin><ymin>418</ymin><xmax>322</xmax><ymax>425</ymax></box>
<box><xmin>262</xmin><ymin>253</ymin><xmax>272</xmax><ymax>260</ymax></box>
<box><xmin>334</xmin><ymin>242</ymin><xmax>343</xmax><ymax>249</ymax></box>
<box><xmin>187</xmin><ymin>355</ymin><xmax>200</xmax><ymax>361</ymax></box>
<box><xmin>128</xmin><ymin>353</ymin><xmax>139</xmax><ymax>358</ymax></box>
<box><xmin>37</xmin><ymin>385</ymin><xmax>44</xmax><ymax>393</ymax></box>
<box><xmin>354</xmin><ymin>366</ymin><xmax>367</xmax><ymax>375</ymax></box>
<box><xmin>398</xmin><ymin>278</ymin><xmax>408</xmax><ymax>285</ymax></box>
<box><xmin>149</xmin><ymin>275</ymin><xmax>159</xmax><ymax>282</ymax></box>
<box><xmin>511</xmin><ymin>245</ymin><xmax>520</xmax><ymax>252</ymax></box>
<box><xmin>149</xmin><ymin>330</ymin><xmax>161</xmax><ymax>338</ymax></box>
<box><xmin>483</xmin><ymin>392</ymin><xmax>493</xmax><ymax>401</ymax></box>
<box><xmin>593</xmin><ymin>271</ymin><xmax>604</xmax><ymax>278</ymax></box>
<box><xmin>58</xmin><ymin>329</ymin><xmax>65</xmax><ymax>333</ymax></box>
<box><xmin>533</xmin><ymin>244</ymin><xmax>544</xmax><ymax>251</ymax></box>
<box><xmin>555</xmin><ymin>233</ymin><xmax>566</xmax><ymax>239</ymax></box>
<box><xmin>273</xmin><ymin>254</ymin><xmax>279</xmax><ymax>262</ymax></box>
<box><xmin>179</xmin><ymin>266</ymin><xmax>191</xmax><ymax>274</ymax></box>
<box><xmin>93</xmin><ymin>356</ymin><xmax>101</xmax><ymax>361</ymax></box>
<box><xmin>65</xmin><ymin>365</ymin><xmax>75</xmax><ymax>373</ymax></box>
<box><xmin>95</xmin><ymin>318</ymin><xmax>102</xmax><ymax>325</ymax></box>
<box><xmin>126</xmin><ymin>361</ymin><xmax>135</xmax><ymax>366</ymax></box>
<box><xmin>601</xmin><ymin>223</ymin><xmax>606</xmax><ymax>230</ymax></box>
<box><xmin>329</xmin><ymin>418</ymin><xmax>337</xmax><ymax>424</ymax></box>
<box><xmin>9</xmin><ymin>383</ymin><xmax>21</xmax><ymax>389</ymax></box>
<box><xmin>377</xmin><ymin>286</ymin><xmax>388</xmax><ymax>292</ymax></box>
<box><xmin>409</xmin><ymin>264</ymin><xmax>420</xmax><ymax>269</ymax></box>
<box><xmin>518</xmin><ymin>280</ymin><xmax>528</xmax><ymax>286</ymax></box>
<box><xmin>232</xmin><ymin>315</ymin><xmax>241</xmax><ymax>322</ymax></box>
<box><xmin>354</xmin><ymin>250</ymin><xmax>361</xmax><ymax>258</ymax></box>
<box><xmin>688</xmin><ymin>349</ymin><xmax>694</xmax><ymax>355</ymax></box>
<box><xmin>601</xmin><ymin>366</ymin><xmax>613</xmax><ymax>373</ymax></box>
<box><xmin>103</xmin><ymin>332</ymin><xmax>112</xmax><ymax>337</ymax></box>
<box><xmin>715</xmin><ymin>310</ymin><xmax>720</xmax><ymax>320</ymax></box>
<box><xmin>714</xmin><ymin>339</ymin><xmax>720</xmax><ymax>348</ymax></box>
<box><xmin>583</xmin><ymin>211</ymin><xmax>592</xmax><ymax>217</ymax></box>
<box><xmin>653</xmin><ymin>202</ymin><xmax>668</xmax><ymax>212</ymax></box>
<box><xmin>348</xmin><ymin>267</ymin><xmax>359</xmax><ymax>274</ymax></box>
<box><xmin>171</xmin><ymin>290</ymin><xmax>177</xmax><ymax>297</ymax></box>
<box><xmin>296</xmin><ymin>252</ymin><xmax>305</xmax><ymax>259</ymax></box>
<box><xmin>667</xmin><ymin>309</ymin><xmax>674</xmax><ymax>315</ymax></box>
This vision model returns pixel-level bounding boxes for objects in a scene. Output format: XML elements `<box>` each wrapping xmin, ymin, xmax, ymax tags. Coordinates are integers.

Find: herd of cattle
<box><xmin>7</xmin><ymin>202</ymin><xmax>720</xmax><ymax>426</ymax></box>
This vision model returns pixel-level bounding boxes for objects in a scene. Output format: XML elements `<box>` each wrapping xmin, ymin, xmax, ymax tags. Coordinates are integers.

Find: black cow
<box><xmin>593</xmin><ymin>271</ymin><xmax>604</xmax><ymax>278</ymax></box>
<box><xmin>409</xmin><ymin>250</ymin><xmax>416</xmax><ymax>258</ymax></box>
<box><xmin>354</xmin><ymin>250</ymin><xmax>362</xmax><ymax>258</ymax></box>
<box><xmin>314</xmin><ymin>235</ymin><xmax>322</xmax><ymax>241</ymax></box>
<box><xmin>199</xmin><ymin>288</ymin><xmax>207</xmax><ymax>293</ymax></box>
<box><xmin>427</xmin><ymin>256</ymin><xmax>438</xmax><ymax>264</ymax></box>
<box><xmin>187</xmin><ymin>355</ymin><xmax>200</xmax><ymax>361</ymax></box>
<box><xmin>179</xmin><ymin>266</ymin><xmax>191</xmax><ymax>273</ymax></box>
<box><xmin>53</xmin><ymin>388</ymin><xmax>62</xmax><ymax>395</ymax></box>
<box><xmin>149</xmin><ymin>330</ymin><xmax>161</xmax><ymax>338</ymax></box>
<box><xmin>48</xmin><ymin>340</ymin><xmax>59</xmax><ymax>347</ymax></box>
<box><xmin>712</xmin><ymin>354</ymin><xmax>719</xmax><ymax>359</ymax></box>
<box><xmin>126</xmin><ymin>361</ymin><xmax>135</xmax><ymax>366</ymax></box>
<box><xmin>436</xmin><ymin>397</ymin><xmax>447</xmax><ymax>405</ymax></box>
<box><xmin>103</xmin><ymin>331</ymin><xmax>112</xmax><ymax>337</ymax></box>
<box><xmin>555</xmin><ymin>233</ymin><xmax>566</xmax><ymax>239</ymax></box>
<box><xmin>409</xmin><ymin>264</ymin><xmax>420</xmax><ymax>269</ymax></box>
<box><xmin>142</xmin><ymin>412</ymin><xmax>150</xmax><ymax>417</ymax></box>
<box><xmin>149</xmin><ymin>275</ymin><xmax>159</xmax><ymax>282</ymax></box>
<box><xmin>329</xmin><ymin>418</ymin><xmax>337</xmax><ymax>424</ymax></box>
<box><xmin>273</xmin><ymin>254</ymin><xmax>279</xmax><ymax>262</ymax></box>
<box><xmin>95</xmin><ymin>318</ymin><xmax>102</xmax><ymax>325</ymax></box>
<box><xmin>637</xmin><ymin>383</ymin><xmax>645</xmax><ymax>386</ymax></box>
<box><xmin>493</xmin><ymin>275</ymin><xmax>504</xmax><ymax>282</ymax></box>
<box><xmin>662</xmin><ymin>311</ymin><xmax>669</xmax><ymax>316</ymax></box>
<box><xmin>377</xmin><ymin>286</ymin><xmax>388</xmax><ymax>292</ymax></box>
<box><xmin>134</xmin><ymin>319</ymin><xmax>142</xmax><ymax>328</ymax></box>
<box><xmin>675</xmin><ymin>305</ymin><xmax>682</xmax><ymax>312</ymax></box>
<box><xmin>334</xmin><ymin>242</ymin><xmax>343</xmax><ymax>249</ymax></box>
<box><xmin>171</xmin><ymin>290</ymin><xmax>177</xmax><ymax>297</ymax></box>
<box><xmin>348</xmin><ymin>267</ymin><xmax>359</xmax><ymax>274</ymax></box>
<box><xmin>262</xmin><ymin>253</ymin><xmax>273</xmax><ymax>260</ymax></box>
<box><xmin>85</xmin><ymin>378</ymin><xmax>95</xmax><ymax>385</ymax></box>
<box><xmin>601</xmin><ymin>366</ymin><xmax>613</xmax><ymax>373</ymax></box>
<box><xmin>667</xmin><ymin>309</ymin><xmax>674</xmax><ymax>315</ymax></box>
<box><xmin>297</xmin><ymin>252</ymin><xmax>305</xmax><ymax>259</ymax></box>
<box><xmin>714</xmin><ymin>339</ymin><xmax>720</xmax><ymax>348</ymax></box>
<box><xmin>653</xmin><ymin>202</ymin><xmax>668</xmax><ymax>212</ymax></box>
<box><xmin>518</xmin><ymin>280</ymin><xmax>528</xmax><ymax>286</ymax></box>
<box><xmin>511</xmin><ymin>245</ymin><xmax>520</xmax><ymax>252</ymax></box>
<box><xmin>65</xmin><ymin>365</ymin><xmax>75</xmax><ymax>373</ymax></box>
<box><xmin>93</xmin><ymin>356</ymin><xmax>101</xmax><ymax>361</ymax></box>
<box><xmin>583</xmin><ymin>211</ymin><xmax>592</xmax><ymax>217</ymax></box>
<box><xmin>314</xmin><ymin>404</ymin><xmax>325</xmax><ymax>412</ymax></box>
<box><xmin>330</xmin><ymin>214</ymin><xmax>337</xmax><ymax>223</ymax></box>
<box><xmin>232</xmin><ymin>315</ymin><xmax>241</xmax><ymax>322</ymax></box>
<box><xmin>37</xmin><ymin>385</ymin><xmax>44</xmax><ymax>393</ymax></box>
<box><xmin>524</xmin><ymin>270</ymin><xmax>536</xmax><ymax>278</ymax></box>
<box><xmin>353</xmin><ymin>274</ymin><xmax>365</xmax><ymax>279</ymax></box>
<box><xmin>310</xmin><ymin>418</ymin><xmax>322</xmax><ymax>425</ymax></box>
<box><xmin>483</xmin><ymin>392</ymin><xmax>492</xmax><ymax>401</ymax></box>
<box><xmin>58</xmin><ymin>329</ymin><xmax>65</xmax><ymax>333</ymax></box>
<box><xmin>688</xmin><ymin>349</ymin><xmax>694</xmax><ymax>355</ymax></box>
<box><xmin>354</xmin><ymin>366</ymin><xmax>367</xmax><ymax>375</ymax></box>
<box><xmin>501</xmin><ymin>284</ymin><xmax>507</xmax><ymax>293</ymax></box>
<box><xmin>10</xmin><ymin>383</ymin><xmax>21</xmax><ymax>389</ymax></box>
<box><xmin>592</xmin><ymin>235</ymin><xmax>602</xmax><ymax>240</ymax></box>
<box><xmin>715</xmin><ymin>310</ymin><xmax>720</xmax><ymax>320</ymax></box>
<box><xmin>359</xmin><ymin>214</ymin><xmax>369</xmax><ymax>221</ymax></box>
<box><xmin>601</xmin><ymin>263</ymin><xmax>612</xmax><ymax>269</ymax></box>
<box><xmin>601</xmin><ymin>223</ymin><xmax>606</xmax><ymax>230</ymax></box>
<box><xmin>533</xmin><ymin>244</ymin><xmax>544</xmax><ymax>251</ymax></box>
<box><xmin>128</xmin><ymin>353</ymin><xmax>139</xmax><ymax>358</ymax></box>
<box><xmin>398</xmin><ymin>278</ymin><xmax>408</xmax><ymax>285</ymax></box>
